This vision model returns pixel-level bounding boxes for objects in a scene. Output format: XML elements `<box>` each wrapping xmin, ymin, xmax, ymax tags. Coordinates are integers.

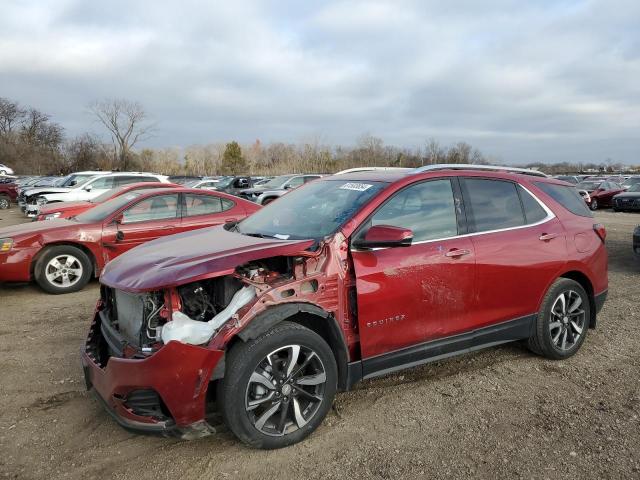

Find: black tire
<box><xmin>261</xmin><ymin>197</ymin><xmax>276</xmax><ymax>205</ymax></box>
<box><xmin>527</xmin><ymin>278</ymin><xmax>590</xmax><ymax>360</ymax></box>
<box><xmin>0</xmin><ymin>195</ymin><xmax>10</xmax><ymax>210</ymax></box>
<box><xmin>220</xmin><ymin>321</ymin><xmax>338</xmax><ymax>449</ymax></box>
<box><xmin>34</xmin><ymin>245</ymin><xmax>93</xmax><ymax>294</ymax></box>
<box><xmin>589</xmin><ymin>199</ymin><xmax>598</xmax><ymax>211</ymax></box>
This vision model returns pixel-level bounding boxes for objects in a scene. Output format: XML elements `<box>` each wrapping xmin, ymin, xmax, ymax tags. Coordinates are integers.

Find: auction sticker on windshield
<box><xmin>340</xmin><ymin>183</ymin><xmax>373</xmax><ymax>192</ymax></box>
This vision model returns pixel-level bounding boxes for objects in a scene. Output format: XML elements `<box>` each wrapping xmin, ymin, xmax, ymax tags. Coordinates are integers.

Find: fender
<box><xmin>235</xmin><ymin>302</ymin><xmax>352</xmax><ymax>390</ymax></box>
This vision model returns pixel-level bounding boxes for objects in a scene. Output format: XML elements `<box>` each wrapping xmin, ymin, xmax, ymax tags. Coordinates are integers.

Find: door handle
<box><xmin>445</xmin><ymin>248</ymin><xmax>471</xmax><ymax>258</ymax></box>
<box><xmin>539</xmin><ymin>233</ymin><xmax>559</xmax><ymax>241</ymax></box>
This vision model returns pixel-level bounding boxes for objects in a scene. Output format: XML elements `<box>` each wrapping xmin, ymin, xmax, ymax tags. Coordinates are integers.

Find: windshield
<box><xmin>260</xmin><ymin>175</ymin><xmax>292</xmax><ymax>189</ymax></box>
<box><xmin>75</xmin><ymin>192</ymin><xmax>144</xmax><ymax>223</ymax></box>
<box><xmin>576</xmin><ymin>181</ymin><xmax>602</xmax><ymax>190</ymax></box>
<box><xmin>182</xmin><ymin>179</ymin><xmax>201</xmax><ymax>188</ymax></box>
<box><xmin>624</xmin><ymin>178</ymin><xmax>640</xmax><ymax>186</ymax></box>
<box><xmin>215</xmin><ymin>177</ymin><xmax>234</xmax><ymax>188</ymax></box>
<box><xmin>237</xmin><ymin>179</ymin><xmax>387</xmax><ymax>240</ymax></box>
<box><xmin>627</xmin><ymin>184</ymin><xmax>640</xmax><ymax>193</ymax></box>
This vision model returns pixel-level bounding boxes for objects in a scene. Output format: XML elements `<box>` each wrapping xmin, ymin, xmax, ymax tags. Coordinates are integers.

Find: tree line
<box><xmin>0</xmin><ymin>96</ymin><xmax>634</xmax><ymax>177</ymax></box>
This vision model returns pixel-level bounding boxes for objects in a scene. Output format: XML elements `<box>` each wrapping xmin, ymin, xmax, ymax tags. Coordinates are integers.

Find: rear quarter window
<box><xmin>534</xmin><ymin>182</ymin><xmax>593</xmax><ymax>218</ymax></box>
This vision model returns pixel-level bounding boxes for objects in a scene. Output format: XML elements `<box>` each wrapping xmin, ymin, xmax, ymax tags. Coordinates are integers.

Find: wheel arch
<box><xmin>223</xmin><ymin>302</ymin><xmax>350</xmax><ymax>391</ymax></box>
<box><xmin>558</xmin><ymin>270</ymin><xmax>597</xmax><ymax>328</ymax></box>
<box><xmin>31</xmin><ymin>241</ymin><xmax>99</xmax><ymax>279</ymax></box>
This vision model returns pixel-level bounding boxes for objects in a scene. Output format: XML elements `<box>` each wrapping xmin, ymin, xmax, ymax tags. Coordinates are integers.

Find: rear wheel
<box><xmin>589</xmin><ymin>198</ymin><xmax>598</xmax><ymax>210</ymax></box>
<box><xmin>34</xmin><ymin>245</ymin><xmax>93</xmax><ymax>294</ymax></box>
<box><xmin>0</xmin><ymin>170</ymin><xmax>6</xmax><ymax>176</ymax></box>
<box><xmin>262</xmin><ymin>197</ymin><xmax>276</xmax><ymax>205</ymax></box>
<box><xmin>220</xmin><ymin>322</ymin><xmax>337</xmax><ymax>449</ymax></box>
<box><xmin>527</xmin><ymin>278</ymin><xmax>590</xmax><ymax>360</ymax></box>
<box><xmin>0</xmin><ymin>195</ymin><xmax>10</xmax><ymax>209</ymax></box>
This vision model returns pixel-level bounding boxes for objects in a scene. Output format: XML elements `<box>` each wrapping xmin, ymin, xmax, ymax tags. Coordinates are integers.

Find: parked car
<box><xmin>633</xmin><ymin>225</ymin><xmax>640</xmax><ymax>260</ymax></box>
<box><xmin>26</xmin><ymin>172</ymin><xmax>169</xmax><ymax>217</ymax></box>
<box><xmin>553</xmin><ymin>175</ymin><xmax>580</xmax><ymax>184</ymax></box>
<box><xmin>0</xmin><ymin>187</ymin><xmax>260</xmax><ymax>294</ymax></box>
<box><xmin>36</xmin><ymin>182</ymin><xmax>181</xmax><ymax>220</ymax></box>
<box><xmin>612</xmin><ymin>184</ymin><xmax>640</xmax><ymax>212</ymax></box>
<box><xmin>19</xmin><ymin>172</ymin><xmax>109</xmax><ymax>211</ymax></box>
<box><xmin>82</xmin><ymin>165</ymin><xmax>607</xmax><ymax>448</ymax></box>
<box><xmin>167</xmin><ymin>175</ymin><xmax>204</xmax><ymax>185</ymax></box>
<box><xmin>575</xmin><ymin>180</ymin><xmax>625</xmax><ymax>210</ymax></box>
<box><xmin>622</xmin><ymin>177</ymin><xmax>640</xmax><ymax>190</ymax></box>
<box><xmin>0</xmin><ymin>163</ymin><xmax>14</xmax><ymax>176</ymax></box>
<box><xmin>182</xmin><ymin>178</ymin><xmax>220</xmax><ymax>190</ymax></box>
<box><xmin>214</xmin><ymin>176</ymin><xmax>254</xmax><ymax>196</ymax></box>
<box><xmin>0</xmin><ymin>181</ymin><xmax>18</xmax><ymax>209</ymax></box>
<box><xmin>238</xmin><ymin>174</ymin><xmax>323</xmax><ymax>205</ymax></box>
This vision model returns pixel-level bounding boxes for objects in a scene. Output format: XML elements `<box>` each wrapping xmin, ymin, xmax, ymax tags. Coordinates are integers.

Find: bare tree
<box><xmin>0</xmin><ymin>97</ymin><xmax>25</xmax><ymax>136</ymax></box>
<box><xmin>89</xmin><ymin>98</ymin><xmax>155</xmax><ymax>170</ymax></box>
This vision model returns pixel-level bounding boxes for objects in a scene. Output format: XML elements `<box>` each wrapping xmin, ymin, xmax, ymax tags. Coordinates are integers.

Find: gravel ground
<box><xmin>1</xmin><ymin>206</ymin><xmax>639</xmax><ymax>480</ymax></box>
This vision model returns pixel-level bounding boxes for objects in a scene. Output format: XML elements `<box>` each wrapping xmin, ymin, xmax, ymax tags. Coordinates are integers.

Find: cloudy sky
<box><xmin>1</xmin><ymin>0</ymin><xmax>639</xmax><ymax>164</ymax></box>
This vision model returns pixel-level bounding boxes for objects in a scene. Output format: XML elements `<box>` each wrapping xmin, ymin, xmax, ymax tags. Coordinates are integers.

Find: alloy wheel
<box><xmin>549</xmin><ymin>290</ymin><xmax>586</xmax><ymax>351</ymax></box>
<box><xmin>0</xmin><ymin>198</ymin><xmax>9</xmax><ymax>209</ymax></box>
<box><xmin>44</xmin><ymin>254</ymin><xmax>84</xmax><ymax>288</ymax></box>
<box><xmin>245</xmin><ymin>344</ymin><xmax>327</xmax><ymax>437</ymax></box>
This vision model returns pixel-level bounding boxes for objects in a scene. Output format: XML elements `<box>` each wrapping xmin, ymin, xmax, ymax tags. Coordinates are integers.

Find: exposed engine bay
<box><xmin>101</xmin><ymin>257</ymin><xmax>298</xmax><ymax>354</ymax></box>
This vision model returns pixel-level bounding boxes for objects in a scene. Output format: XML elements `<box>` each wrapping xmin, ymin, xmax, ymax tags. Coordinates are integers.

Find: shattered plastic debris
<box><xmin>161</xmin><ymin>286</ymin><xmax>256</xmax><ymax>345</ymax></box>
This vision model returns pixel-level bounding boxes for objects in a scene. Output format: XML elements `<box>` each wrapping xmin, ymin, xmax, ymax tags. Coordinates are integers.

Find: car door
<box><xmin>179</xmin><ymin>193</ymin><xmax>240</xmax><ymax>232</ymax></box>
<box><xmin>351</xmin><ymin>178</ymin><xmax>476</xmax><ymax>359</ymax></box>
<box><xmin>460</xmin><ymin>178</ymin><xmax>566</xmax><ymax>328</ymax></box>
<box><xmin>101</xmin><ymin>193</ymin><xmax>180</xmax><ymax>262</ymax></box>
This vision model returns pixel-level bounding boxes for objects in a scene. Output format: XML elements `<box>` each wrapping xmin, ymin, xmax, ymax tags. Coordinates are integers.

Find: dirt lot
<box><xmin>1</xmin><ymin>207</ymin><xmax>639</xmax><ymax>480</ymax></box>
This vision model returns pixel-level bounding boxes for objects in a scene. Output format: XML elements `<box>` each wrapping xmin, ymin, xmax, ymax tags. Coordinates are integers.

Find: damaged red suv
<box><xmin>82</xmin><ymin>165</ymin><xmax>608</xmax><ymax>449</ymax></box>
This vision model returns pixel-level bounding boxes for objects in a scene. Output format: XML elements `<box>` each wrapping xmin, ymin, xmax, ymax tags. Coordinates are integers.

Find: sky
<box><xmin>1</xmin><ymin>0</ymin><xmax>639</xmax><ymax>164</ymax></box>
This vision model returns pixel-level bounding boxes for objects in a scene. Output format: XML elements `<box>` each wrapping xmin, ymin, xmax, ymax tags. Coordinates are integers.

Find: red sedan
<box><xmin>0</xmin><ymin>188</ymin><xmax>260</xmax><ymax>294</ymax></box>
<box><xmin>36</xmin><ymin>182</ymin><xmax>180</xmax><ymax>221</ymax></box>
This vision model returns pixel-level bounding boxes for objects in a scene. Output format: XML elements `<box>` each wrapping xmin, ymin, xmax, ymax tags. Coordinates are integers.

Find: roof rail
<box><xmin>410</xmin><ymin>164</ymin><xmax>547</xmax><ymax>178</ymax></box>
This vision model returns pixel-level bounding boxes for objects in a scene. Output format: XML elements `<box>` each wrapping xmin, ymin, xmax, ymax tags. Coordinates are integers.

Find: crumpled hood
<box><xmin>0</xmin><ymin>218</ymin><xmax>77</xmax><ymax>237</ymax></box>
<box><xmin>23</xmin><ymin>187</ymin><xmax>72</xmax><ymax>197</ymax></box>
<box><xmin>100</xmin><ymin>226</ymin><xmax>315</xmax><ymax>292</ymax></box>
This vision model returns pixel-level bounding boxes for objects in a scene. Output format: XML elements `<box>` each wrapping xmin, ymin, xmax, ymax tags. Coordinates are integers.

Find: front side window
<box><xmin>461</xmin><ymin>179</ymin><xmax>525</xmax><ymax>233</ymax></box>
<box><xmin>122</xmin><ymin>194</ymin><xmax>179</xmax><ymax>224</ymax></box>
<box><xmin>184</xmin><ymin>194</ymin><xmax>232</xmax><ymax>216</ymax></box>
<box><xmin>286</xmin><ymin>177</ymin><xmax>304</xmax><ymax>188</ymax></box>
<box><xmin>359</xmin><ymin>179</ymin><xmax>458</xmax><ymax>242</ymax></box>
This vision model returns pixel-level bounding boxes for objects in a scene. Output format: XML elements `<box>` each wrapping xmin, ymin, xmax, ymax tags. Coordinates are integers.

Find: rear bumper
<box><xmin>82</xmin><ymin>311</ymin><xmax>224</xmax><ymax>438</ymax></box>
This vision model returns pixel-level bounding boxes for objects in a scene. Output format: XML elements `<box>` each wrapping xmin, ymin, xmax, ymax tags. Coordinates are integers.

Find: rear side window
<box><xmin>517</xmin><ymin>185</ymin><xmax>548</xmax><ymax>224</ymax></box>
<box><xmin>184</xmin><ymin>194</ymin><xmax>234</xmax><ymax>216</ymax></box>
<box><xmin>535</xmin><ymin>182</ymin><xmax>593</xmax><ymax>218</ymax></box>
<box><xmin>461</xmin><ymin>179</ymin><xmax>525</xmax><ymax>232</ymax></box>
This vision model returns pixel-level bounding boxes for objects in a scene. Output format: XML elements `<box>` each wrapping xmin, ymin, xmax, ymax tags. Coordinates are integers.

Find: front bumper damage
<box><xmin>81</xmin><ymin>311</ymin><xmax>224</xmax><ymax>439</ymax></box>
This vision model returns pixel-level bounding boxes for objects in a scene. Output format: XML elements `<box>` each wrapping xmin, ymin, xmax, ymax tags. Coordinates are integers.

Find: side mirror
<box><xmin>84</xmin><ymin>185</ymin><xmax>92</xmax><ymax>192</ymax></box>
<box><xmin>352</xmin><ymin>225</ymin><xmax>413</xmax><ymax>249</ymax></box>
<box><xmin>285</xmin><ymin>184</ymin><xmax>294</xmax><ymax>189</ymax></box>
<box><xmin>113</xmin><ymin>213</ymin><xmax>124</xmax><ymax>225</ymax></box>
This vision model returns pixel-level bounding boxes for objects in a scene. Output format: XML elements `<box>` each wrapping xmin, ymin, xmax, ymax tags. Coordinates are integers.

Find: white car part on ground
<box><xmin>161</xmin><ymin>286</ymin><xmax>256</xmax><ymax>345</ymax></box>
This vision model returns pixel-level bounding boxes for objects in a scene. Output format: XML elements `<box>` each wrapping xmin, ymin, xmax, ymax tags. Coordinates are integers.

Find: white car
<box><xmin>0</xmin><ymin>164</ymin><xmax>15</xmax><ymax>176</ymax></box>
<box><xmin>27</xmin><ymin>172</ymin><xmax>169</xmax><ymax>216</ymax></box>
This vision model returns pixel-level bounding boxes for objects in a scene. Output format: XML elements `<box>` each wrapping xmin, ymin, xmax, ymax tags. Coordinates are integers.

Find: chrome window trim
<box><xmin>351</xmin><ymin>182</ymin><xmax>556</xmax><ymax>251</ymax></box>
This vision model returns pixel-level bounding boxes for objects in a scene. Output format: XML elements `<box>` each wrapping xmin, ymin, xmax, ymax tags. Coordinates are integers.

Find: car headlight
<box><xmin>0</xmin><ymin>238</ymin><xmax>13</xmax><ymax>252</ymax></box>
<box><xmin>36</xmin><ymin>197</ymin><xmax>49</xmax><ymax>205</ymax></box>
<box><xmin>45</xmin><ymin>213</ymin><xmax>61</xmax><ymax>220</ymax></box>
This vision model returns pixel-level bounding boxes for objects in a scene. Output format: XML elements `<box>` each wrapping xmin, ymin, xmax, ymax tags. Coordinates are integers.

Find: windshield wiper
<box><xmin>242</xmin><ymin>232</ymin><xmax>279</xmax><ymax>239</ymax></box>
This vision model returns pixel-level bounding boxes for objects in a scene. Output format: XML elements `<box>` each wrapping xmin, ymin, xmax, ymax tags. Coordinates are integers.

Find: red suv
<box><xmin>82</xmin><ymin>166</ymin><xmax>608</xmax><ymax>448</ymax></box>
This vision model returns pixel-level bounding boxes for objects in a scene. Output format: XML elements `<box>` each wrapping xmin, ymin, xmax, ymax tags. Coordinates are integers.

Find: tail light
<box><xmin>593</xmin><ymin>223</ymin><xmax>606</xmax><ymax>243</ymax></box>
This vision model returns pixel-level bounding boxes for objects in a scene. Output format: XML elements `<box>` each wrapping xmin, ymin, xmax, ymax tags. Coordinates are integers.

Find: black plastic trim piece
<box><xmin>594</xmin><ymin>290</ymin><xmax>607</xmax><ymax>315</ymax></box>
<box><xmin>347</xmin><ymin>314</ymin><xmax>536</xmax><ymax>385</ymax></box>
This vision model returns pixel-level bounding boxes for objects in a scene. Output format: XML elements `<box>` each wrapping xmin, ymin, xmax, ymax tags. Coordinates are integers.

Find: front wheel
<box><xmin>527</xmin><ymin>278</ymin><xmax>590</xmax><ymax>360</ymax></box>
<box><xmin>34</xmin><ymin>245</ymin><xmax>93</xmax><ymax>294</ymax></box>
<box><xmin>220</xmin><ymin>322</ymin><xmax>337</xmax><ymax>449</ymax></box>
<box><xmin>0</xmin><ymin>195</ymin><xmax>10</xmax><ymax>210</ymax></box>
<box><xmin>589</xmin><ymin>199</ymin><xmax>598</xmax><ymax>210</ymax></box>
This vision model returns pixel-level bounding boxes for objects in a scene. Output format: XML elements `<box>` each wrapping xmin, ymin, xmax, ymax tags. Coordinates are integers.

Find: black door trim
<box><xmin>344</xmin><ymin>314</ymin><xmax>535</xmax><ymax>389</ymax></box>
